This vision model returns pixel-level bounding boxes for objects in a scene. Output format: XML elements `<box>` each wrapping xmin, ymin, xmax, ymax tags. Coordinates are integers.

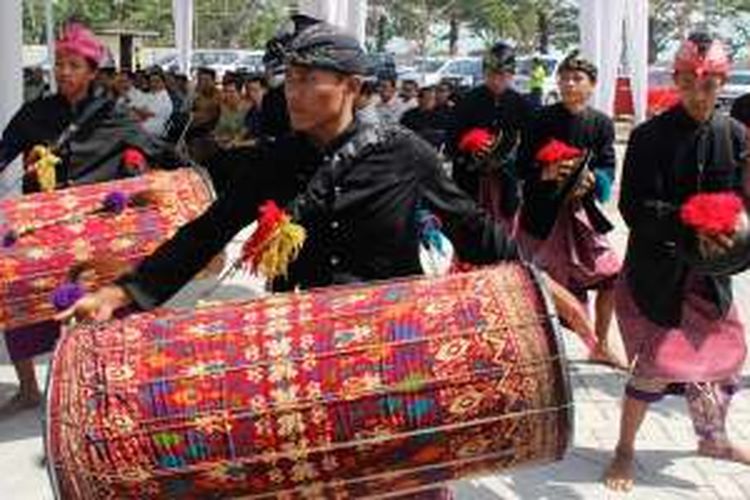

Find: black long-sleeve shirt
<box><xmin>620</xmin><ymin>105</ymin><xmax>748</xmax><ymax>327</ymax></box>
<box><xmin>0</xmin><ymin>91</ymin><xmax>172</xmax><ymax>191</ymax></box>
<box><xmin>119</xmin><ymin>121</ymin><xmax>519</xmax><ymax>309</ymax></box>
<box><xmin>518</xmin><ymin>103</ymin><xmax>616</xmax><ymax>239</ymax></box>
<box><xmin>448</xmin><ymin>86</ymin><xmax>532</xmax><ymax>207</ymax></box>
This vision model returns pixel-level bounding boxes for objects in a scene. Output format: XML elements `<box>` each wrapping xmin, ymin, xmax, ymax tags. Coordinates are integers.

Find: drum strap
<box><xmin>53</xmin><ymin>96</ymin><xmax>116</xmax><ymax>185</ymax></box>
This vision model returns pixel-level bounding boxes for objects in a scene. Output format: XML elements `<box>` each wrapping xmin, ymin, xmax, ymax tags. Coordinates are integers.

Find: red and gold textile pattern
<box><xmin>47</xmin><ymin>263</ymin><xmax>572</xmax><ymax>499</ymax></box>
<box><xmin>0</xmin><ymin>169</ymin><xmax>214</xmax><ymax>329</ymax></box>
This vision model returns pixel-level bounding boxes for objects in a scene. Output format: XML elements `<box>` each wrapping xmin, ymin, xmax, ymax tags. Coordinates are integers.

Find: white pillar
<box><xmin>299</xmin><ymin>0</ymin><xmax>368</xmax><ymax>44</ymax></box>
<box><xmin>579</xmin><ymin>0</ymin><xmax>649</xmax><ymax>120</ymax></box>
<box><xmin>579</xmin><ymin>0</ymin><xmax>626</xmax><ymax>116</ymax></box>
<box><xmin>625</xmin><ymin>0</ymin><xmax>649</xmax><ymax>123</ymax></box>
<box><xmin>348</xmin><ymin>0</ymin><xmax>368</xmax><ymax>45</ymax></box>
<box><xmin>172</xmin><ymin>0</ymin><xmax>194</xmax><ymax>75</ymax></box>
<box><xmin>0</xmin><ymin>0</ymin><xmax>24</xmax><ymax>199</ymax></box>
<box><xmin>45</xmin><ymin>0</ymin><xmax>57</xmax><ymax>93</ymax></box>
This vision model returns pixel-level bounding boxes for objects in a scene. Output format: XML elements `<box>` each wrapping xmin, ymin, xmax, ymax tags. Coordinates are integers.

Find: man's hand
<box><xmin>55</xmin><ymin>285</ymin><xmax>132</xmax><ymax>323</ymax></box>
<box><xmin>696</xmin><ymin>211</ymin><xmax>748</xmax><ymax>258</ymax></box>
<box><xmin>556</xmin><ymin>158</ymin><xmax>580</xmax><ymax>182</ymax></box>
<box><xmin>570</xmin><ymin>170</ymin><xmax>596</xmax><ymax>200</ymax></box>
<box><xmin>472</xmin><ymin>140</ymin><xmax>494</xmax><ymax>160</ymax></box>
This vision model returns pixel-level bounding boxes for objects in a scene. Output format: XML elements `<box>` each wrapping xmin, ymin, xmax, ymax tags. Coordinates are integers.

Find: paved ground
<box><xmin>3</xmin><ymin>144</ymin><xmax>750</xmax><ymax>498</ymax></box>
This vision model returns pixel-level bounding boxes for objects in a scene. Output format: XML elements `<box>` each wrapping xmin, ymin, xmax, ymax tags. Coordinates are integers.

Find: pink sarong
<box><xmin>478</xmin><ymin>174</ymin><xmax>517</xmax><ymax>236</ymax></box>
<box><xmin>518</xmin><ymin>204</ymin><xmax>620</xmax><ymax>302</ymax></box>
<box><xmin>615</xmin><ymin>273</ymin><xmax>746</xmax><ymax>381</ymax></box>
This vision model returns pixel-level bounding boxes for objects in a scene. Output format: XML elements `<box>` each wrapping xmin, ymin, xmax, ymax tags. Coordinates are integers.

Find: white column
<box><xmin>0</xmin><ymin>0</ymin><xmax>24</xmax><ymax>199</ymax></box>
<box><xmin>299</xmin><ymin>0</ymin><xmax>368</xmax><ymax>43</ymax></box>
<box><xmin>298</xmin><ymin>0</ymin><xmax>336</xmax><ymax>24</ymax></box>
<box><xmin>579</xmin><ymin>0</ymin><xmax>626</xmax><ymax>116</ymax></box>
<box><xmin>625</xmin><ymin>0</ymin><xmax>649</xmax><ymax>123</ymax></box>
<box><xmin>579</xmin><ymin>0</ymin><xmax>603</xmax><ymax>73</ymax></box>
<box><xmin>172</xmin><ymin>0</ymin><xmax>194</xmax><ymax>75</ymax></box>
<box><xmin>348</xmin><ymin>0</ymin><xmax>368</xmax><ymax>45</ymax></box>
<box><xmin>45</xmin><ymin>0</ymin><xmax>56</xmax><ymax>93</ymax></box>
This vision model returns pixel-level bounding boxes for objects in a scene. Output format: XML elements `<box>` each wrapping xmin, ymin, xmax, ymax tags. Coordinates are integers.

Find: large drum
<box><xmin>47</xmin><ymin>263</ymin><xmax>572</xmax><ymax>499</ymax></box>
<box><xmin>0</xmin><ymin>168</ymin><xmax>214</xmax><ymax>330</ymax></box>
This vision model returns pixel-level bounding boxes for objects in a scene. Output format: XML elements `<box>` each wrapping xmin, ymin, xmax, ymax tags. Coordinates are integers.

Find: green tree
<box><xmin>22</xmin><ymin>0</ymin><xmax>290</xmax><ymax>50</ymax></box>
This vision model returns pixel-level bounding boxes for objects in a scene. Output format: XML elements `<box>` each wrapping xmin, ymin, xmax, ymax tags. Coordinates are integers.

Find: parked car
<box><xmin>192</xmin><ymin>50</ymin><xmax>248</xmax><ymax>79</ymax></box>
<box><xmin>155</xmin><ymin>50</ymin><xmax>250</xmax><ymax>78</ymax></box>
<box><xmin>718</xmin><ymin>70</ymin><xmax>750</xmax><ymax>111</ymax></box>
<box><xmin>235</xmin><ymin>50</ymin><xmax>266</xmax><ymax>74</ymax></box>
<box><xmin>154</xmin><ymin>52</ymin><xmax>179</xmax><ymax>72</ymax></box>
<box><xmin>402</xmin><ymin>57</ymin><xmax>483</xmax><ymax>87</ymax></box>
<box><xmin>370</xmin><ymin>52</ymin><xmax>398</xmax><ymax>80</ymax></box>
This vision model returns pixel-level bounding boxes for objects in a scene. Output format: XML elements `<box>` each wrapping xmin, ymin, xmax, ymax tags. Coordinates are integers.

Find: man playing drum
<box><xmin>0</xmin><ymin>23</ymin><xmax>174</xmax><ymax>415</ymax></box>
<box><xmin>61</xmin><ymin>20</ymin><xmax>589</xmax><ymax>331</ymax></box>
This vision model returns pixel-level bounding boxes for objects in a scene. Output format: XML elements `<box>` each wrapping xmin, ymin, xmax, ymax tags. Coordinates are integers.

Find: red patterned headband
<box><xmin>673</xmin><ymin>39</ymin><xmax>730</xmax><ymax>78</ymax></box>
<box><xmin>55</xmin><ymin>23</ymin><xmax>104</xmax><ymax>67</ymax></box>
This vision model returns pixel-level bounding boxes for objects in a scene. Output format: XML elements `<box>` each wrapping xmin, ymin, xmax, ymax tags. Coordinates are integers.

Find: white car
<box><xmin>718</xmin><ymin>70</ymin><xmax>750</xmax><ymax>111</ymax></box>
<box><xmin>402</xmin><ymin>57</ymin><xmax>483</xmax><ymax>87</ymax></box>
<box><xmin>235</xmin><ymin>50</ymin><xmax>266</xmax><ymax>74</ymax></box>
<box><xmin>154</xmin><ymin>50</ymin><xmax>248</xmax><ymax>79</ymax></box>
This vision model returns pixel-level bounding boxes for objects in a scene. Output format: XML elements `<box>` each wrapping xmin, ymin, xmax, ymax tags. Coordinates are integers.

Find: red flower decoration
<box><xmin>647</xmin><ymin>87</ymin><xmax>680</xmax><ymax>116</ymax></box>
<box><xmin>458</xmin><ymin>128</ymin><xmax>494</xmax><ymax>154</ymax></box>
<box><xmin>241</xmin><ymin>201</ymin><xmax>285</xmax><ymax>265</ymax></box>
<box><xmin>238</xmin><ymin>200</ymin><xmax>306</xmax><ymax>280</ymax></box>
<box><xmin>535</xmin><ymin>139</ymin><xmax>583</xmax><ymax>165</ymax></box>
<box><xmin>680</xmin><ymin>192</ymin><xmax>744</xmax><ymax>235</ymax></box>
<box><xmin>122</xmin><ymin>148</ymin><xmax>147</xmax><ymax>172</ymax></box>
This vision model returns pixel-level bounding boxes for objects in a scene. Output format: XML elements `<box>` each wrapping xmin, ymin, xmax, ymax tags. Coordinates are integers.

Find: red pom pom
<box><xmin>535</xmin><ymin>139</ymin><xmax>583</xmax><ymax>165</ymax></box>
<box><xmin>458</xmin><ymin>128</ymin><xmax>494</xmax><ymax>153</ymax></box>
<box><xmin>122</xmin><ymin>148</ymin><xmax>146</xmax><ymax>171</ymax></box>
<box><xmin>241</xmin><ymin>200</ymin><xmax>285</xmax><ymax>262</ymax></box>
<box><xmin>680</xmin><ymin>192</ymin><xmax>744</xmax><ymax>234</ymax></box>
<box><xmin>647</xmin><ymin>87</ymin><xmax>680</xmax><ymax>116</ymax></box>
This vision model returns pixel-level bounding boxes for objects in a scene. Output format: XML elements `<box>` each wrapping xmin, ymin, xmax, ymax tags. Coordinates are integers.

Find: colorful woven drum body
<box><xmin>47</xmin><ymin>263</ymin><xmax>572</xmax><ymax>499</ymax></box>
<box><xmin>0</xmin><ymin>168</ymin><xmax>214</xmax><ymax>330</ymax></box>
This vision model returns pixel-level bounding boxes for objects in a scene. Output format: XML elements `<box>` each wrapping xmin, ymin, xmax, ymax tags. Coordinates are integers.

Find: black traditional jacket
<box><xmin>0</xmin><ymin>90</ymin><xmax>173</xmax><ymax>192</ymax></box>
<box><xmin>448</xmin><ymin>86</ymin><xmax>532</xmax><ymax>217</ymax></box>
<box><xmin>518</xmin><ymin>103</ymin><xmax>616</xmax><ymax>239</ymax></box>
<box><xmin>620</xmin><ymin>105</ymin><xmax>748</xmax><ymax>327</ymax></box>
<box><xmin>119</xmin><ymin>121</ymin><xmax>519</xmax><ymax>309</ymax></box>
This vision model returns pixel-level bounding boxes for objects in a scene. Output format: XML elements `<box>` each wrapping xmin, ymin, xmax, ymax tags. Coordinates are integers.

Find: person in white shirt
<box><xmin>400</xmin><ymin>78</ymin><xmax>420</xmax><ymax>111</ymax></box>
<box><xmin>132</xmin><ymin>70</ymin><xmax>173</xmax><ymax>138</ymax></box>
<box><xmin>376</xmin><ymin>77</ymin><xmax>411</xmax><ymax>125</ymax></box>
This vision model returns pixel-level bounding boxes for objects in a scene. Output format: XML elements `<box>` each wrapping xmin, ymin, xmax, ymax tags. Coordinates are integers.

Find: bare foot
<box><xmin>698</xmin><ymin>439</ymin><xmax>750</xmax><ymax>465</ymax></box>
<box><xmin>0</xmin><ymin>390</ymin><xmax>42</xmax><ymax>419</ymax></box>
<box><xmin>589</xmin><ymin>342</ymin><xmax>628</xmax><ymax>371</ymax></box>
<box><xmin>604</xmin><ymin>447</ymin><xmax>636</xmax><ymax>492</ymax></box>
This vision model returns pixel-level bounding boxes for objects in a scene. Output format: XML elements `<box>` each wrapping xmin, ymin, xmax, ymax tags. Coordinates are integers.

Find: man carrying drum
<box><xmin>0</xmin><ymin>23</ymin><xmax>175</xmax><ymax>415</ymax></box>
<box><xmin>62</xmin><ymin>19</ymin><xmax>590</xmax><ymax>331</ymax></box>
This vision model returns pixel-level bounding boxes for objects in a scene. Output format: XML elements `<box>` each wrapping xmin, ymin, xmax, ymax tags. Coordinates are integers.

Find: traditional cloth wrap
<box><xmin>285</xmin><ymin>21</ymin><xmax>372</xmax><ymax>75</ymax></box>
<box><xmin>46</xmin><ymin>263</ymin><xmax>572</xmax><ymax>499</ymax></box>
<box><xmin>615</xmin><ymin>272</ymin><xmax>745</xmax><ymax>382</ymax></box>
<box><xmin>673</xmin><ymin>33</ymin><xmax>730</xmax><ymax>78</ymax></box>
<box><xmin>0</xmin><ymin>168</ymin><xmax>214</xmax><ymax>330</ymax></box>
